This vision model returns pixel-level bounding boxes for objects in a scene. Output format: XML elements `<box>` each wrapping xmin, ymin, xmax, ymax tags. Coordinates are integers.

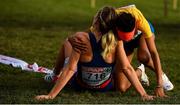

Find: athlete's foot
<box><xmin>44</xmin><ymin>73</ymin><xmax>58</xmax><ymax>83</ymax></box>
<box><xmin>138</xmin><ymin>64</ymin><xmax>150</xmax><ymax>86</ymax></box>
<box><xmin>162</xmin><ymin>73</ymin><xmax>174</xmax><ymax>91</ymax></box>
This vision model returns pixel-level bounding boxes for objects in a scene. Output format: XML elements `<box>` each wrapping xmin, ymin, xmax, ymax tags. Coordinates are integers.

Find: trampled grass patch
<box><xmin>0</xmin><ymin>0</ymin><xmax>180</xmax><ymax>104</ymax></box>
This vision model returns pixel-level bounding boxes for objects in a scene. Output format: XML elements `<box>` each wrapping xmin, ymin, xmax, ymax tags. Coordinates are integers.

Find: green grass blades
<box><xmin>0</xmin><ymin>0</ymin><xmax>180</xmax><ymax>104</ymax></box>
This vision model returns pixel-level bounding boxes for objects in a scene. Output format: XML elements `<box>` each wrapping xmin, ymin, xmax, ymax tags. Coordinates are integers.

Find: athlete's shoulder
<box><xmin>115</xmin><ymin>4</ymin><xmax>140</xmax><ymax>15</ymax></box>
<box><xmin>68</xmin><ymin>32</ymin><xmax>89</xmax><ymax>54</ymax></box>
<box><xmin>74</xmin><ymin>32</ymin><xmax>87</xmax><ymax>36</ymax></box>
<box><xmin>74</xmin><ymin>32</ymin><xmax>89</xmax><ymax>42</ymax></box>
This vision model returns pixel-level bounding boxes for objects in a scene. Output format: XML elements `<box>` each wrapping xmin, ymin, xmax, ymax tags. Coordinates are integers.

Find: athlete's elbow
<box><xmin>67</xmin><ymin>66</ymin><xmax>77</xmax><ymax>73</ymax></box>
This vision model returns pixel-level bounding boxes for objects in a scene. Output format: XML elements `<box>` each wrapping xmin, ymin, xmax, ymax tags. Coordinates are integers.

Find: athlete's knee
<box><xmin>63</xmin><ymin>39</ymin><xmax>72</xmax><ymax>57</ymax></box>
<box><xmin>63</xmin><ymin>39</ymin><xmax>72</xmax><ymax>48</ymax></box>
<box><xmin>116</xmin><ymin>84</ymin><xmax>128</xmax><ymax>93</ymax></box>
<box><xmin>137</xmin><ymin>51</ymin><xmax>151</xmax><ymax>64</ymax></box>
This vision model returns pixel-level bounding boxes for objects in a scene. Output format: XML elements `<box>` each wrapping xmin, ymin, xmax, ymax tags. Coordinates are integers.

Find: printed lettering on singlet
<box><xmin>81</xmin><ymin>66</ymin><xmax>112</xmax><ymax>86</ymax></box>
<box><xmin>133</xmin><ymin>30</ymin><xmax>142</xmax><ymax>39</ymax></box>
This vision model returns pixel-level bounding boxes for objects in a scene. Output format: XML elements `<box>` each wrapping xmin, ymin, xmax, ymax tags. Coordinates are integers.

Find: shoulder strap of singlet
<box><xmin>88</xmin><ymin>32</ymin><xmax>103</xmax><ymax>56</ymax></box>
<box><xmin>89</xmin><ymin>32</ymin><xmax>98</xmax><ymax>51</ymax></box>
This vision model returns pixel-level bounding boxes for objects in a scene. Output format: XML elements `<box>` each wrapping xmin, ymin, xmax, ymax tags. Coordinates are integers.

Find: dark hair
<box><xmin>97</xmin><ymin>6</ymin><xmax>117</xmax><ymax>34</ymax></box>
<box><xmin>116</xmin><ymin>12</ymin><xmax>135</xmax><ymax>32</ymax></box>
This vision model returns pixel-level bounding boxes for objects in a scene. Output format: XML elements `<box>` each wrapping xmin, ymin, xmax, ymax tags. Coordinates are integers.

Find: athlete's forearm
<box><xmin>145</xmin><ymin>36</ymin><xmax>163</xmax><ymax>87</ymax></box>
<box><xmin>48</xmin><ymin>67</ymin><xmax>75</xmax><ymax>98</ymax></box>
<box><xmin>116</xmin><ymin>41</ymin><xmax>147</xmax><ymax>96</ymax></box>
<box><xmin>123</xmin><ymin>65</ymin><xmax>147</xmax><ymax>96</ymax></box>
<box><xmin>150</xmin><ymin>51</ymin><xmax>163</xmax><ymax>87</ymax></box>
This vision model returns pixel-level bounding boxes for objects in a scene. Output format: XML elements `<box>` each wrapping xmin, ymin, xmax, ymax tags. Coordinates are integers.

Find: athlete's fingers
<box><xmin>68</xmin><ymin>35</ymin><xmax>88</xmax><ymax>54</ymax></box>
<box><xmin>73</xmin><ymin>45</ymin><xmax>88</xmax><ymax>53</ymax></box>
<box><xmin>73</xmin><ymin>48</ymin><xmax>81</xmax><ymax>53</ymax></box>
<box><xmin>68</xmin><ymin>36</ymin><xmax>88</xmax><ymax>47</ymax></box>
<box><xmin>73</xmin><ymin>44</ymin><xmax>88</xmax><ymax>51</ymax></box>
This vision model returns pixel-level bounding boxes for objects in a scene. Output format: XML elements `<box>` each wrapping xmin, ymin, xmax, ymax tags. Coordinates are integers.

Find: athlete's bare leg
<box><xmin>115</xmin><ymin>46</ymin><xmax>142</xmax><ymax>92</ymax></box>
<box><xmin>54</xmin><ymin>40</ymin><xmax>72</xmax><ymax>76</ymax></box>
<box><xmin>137</xmin><ymin>35</ymin><xmax>155</xmax><ymax>71</ymax></box>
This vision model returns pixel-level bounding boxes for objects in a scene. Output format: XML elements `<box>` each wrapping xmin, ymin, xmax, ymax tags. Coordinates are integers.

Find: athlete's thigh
<box><xmin>124</xmin><ymin>44</ymin><xmax>135</xmax><ymax>63</ymax></box>
<box><xmin>124</xmin><ymin>34</ymin><xmax>142</xmax><ymax>62</ymax></box>
<box><xmin>137</xmin><ymin>35</ymin><xmax>151</xmax><ymax>58</ymax></box>
<box><xmin>64</xmin><ymin>39</ymin><xmax>73</xmax><ymax>58</ymax></box>
<box><xmin>137</xmin><ymin>35</ymin><xmax>156</xmax><ymax>70</ymax></box>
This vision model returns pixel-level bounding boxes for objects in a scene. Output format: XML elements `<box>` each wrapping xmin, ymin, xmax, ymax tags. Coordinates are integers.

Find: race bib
<box><xmin>81</xmin><ymin>66</ymin><xmax>112</xmax><ymax>86</ymax></box>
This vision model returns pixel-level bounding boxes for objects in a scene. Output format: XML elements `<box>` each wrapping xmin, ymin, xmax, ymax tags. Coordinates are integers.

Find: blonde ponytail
<box><xmin>101</xmin><ymin>31</ymin><xmax>117</xmax><ymax>59</ymax></box>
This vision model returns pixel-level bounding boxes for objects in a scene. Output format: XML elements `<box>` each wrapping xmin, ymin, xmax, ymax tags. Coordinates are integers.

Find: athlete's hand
<box><xmin>141</xmin><ymin>94</ymin><xmax>155</xmax><ymax>101</ymax></box>
<box><xmin>155</xmin><ymin>87</ymin><xmax>168</xmax><ymax>98</ymax></box>
<box><xmin>35</xmin><ymin>95</ymin><xmax>54</xmax><ymax>101</ymax></box>
<box><xmin>68</xmin><ymin>35</ymin><xmax>88</xmax><ymax>54</ymax></box>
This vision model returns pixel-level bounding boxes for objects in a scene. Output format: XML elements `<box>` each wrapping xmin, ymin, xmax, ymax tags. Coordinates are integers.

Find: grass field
<box><xmin>0</xmin><ymin>0</ymin><xmax>180</xmax><ymax>104</ymax></box>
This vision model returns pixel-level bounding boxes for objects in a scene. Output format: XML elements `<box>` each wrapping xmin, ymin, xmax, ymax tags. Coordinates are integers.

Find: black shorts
<box><xmin>123</xmin><ymin>33</ymin><xmax>142</xmax><ymax>54</ymax></box>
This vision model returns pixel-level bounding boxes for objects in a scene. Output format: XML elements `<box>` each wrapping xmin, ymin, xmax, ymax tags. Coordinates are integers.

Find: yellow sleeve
<box><xmin>133</xmin><ymin>7</ymin><xmax>153</xmax><ymax>38</ymax></box>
